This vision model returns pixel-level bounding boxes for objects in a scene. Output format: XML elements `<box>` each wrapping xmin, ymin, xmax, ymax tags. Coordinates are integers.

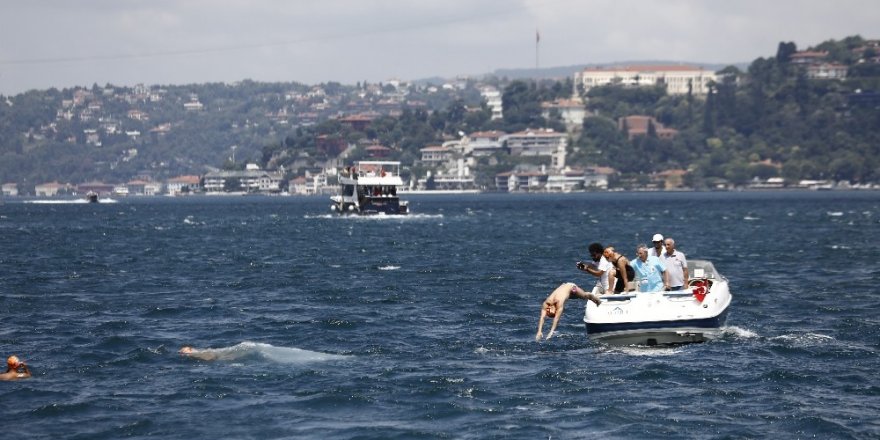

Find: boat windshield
<box><xmin>689</xmin><ymin>260</ymin><xmax>719</xmax><ymax>279</ymax></box>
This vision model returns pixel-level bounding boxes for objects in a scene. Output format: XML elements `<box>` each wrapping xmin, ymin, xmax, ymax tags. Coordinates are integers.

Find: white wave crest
<box><xmin>182</xmin><ymin>341</ymin><xmax>348</xmax><ymax>364</ymax></box>
<box><xmin>378</xmin><ymin>265</ymin><xmax>400</xmax><ymax>271</ymax></box>
<box><xmin>721</xmin><ymin>325</ymin><xmax>759</xmax><ymax>339</ymax></box>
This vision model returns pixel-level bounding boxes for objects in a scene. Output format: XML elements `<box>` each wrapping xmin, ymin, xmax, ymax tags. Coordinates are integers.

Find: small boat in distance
<box><xmin>330</xmin><ymin>161</ymin><xmax>409</xmax><ymax>215</ymax></box>
<box><xmin>86</xmin><ymin>191</ymin><xmax>99</xmax><ymax>203</ymax></box>
<box><xmin>583</xmin><ymin>259</ymin><xmax>732</xmax><ymax>346</ymax></box>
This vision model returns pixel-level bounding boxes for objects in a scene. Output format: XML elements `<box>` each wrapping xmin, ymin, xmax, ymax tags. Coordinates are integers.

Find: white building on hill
<box><xmin>576</xmin><ymin>65</ymin><xmax>716</xmax><ymax>95</ymax></box>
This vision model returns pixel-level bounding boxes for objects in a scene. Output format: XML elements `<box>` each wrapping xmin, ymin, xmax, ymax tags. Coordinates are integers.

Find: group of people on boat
<box><xmin>536</xmin><ymin>233</ymin><xmax>690</xmax><ymax>340</ymax></box>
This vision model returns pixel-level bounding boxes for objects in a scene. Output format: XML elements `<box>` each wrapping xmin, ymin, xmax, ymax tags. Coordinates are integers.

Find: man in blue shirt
<box><xmin>632</xmin><ymin>245</ymin><xmax>669</xmax><ymax>292</ymax></box>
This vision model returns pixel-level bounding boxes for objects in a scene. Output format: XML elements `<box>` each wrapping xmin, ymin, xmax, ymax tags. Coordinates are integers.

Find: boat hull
<box><xmin>585</xmin><ymin>307</ymin><xmax>729</xmax><ymax>345</ymax></box>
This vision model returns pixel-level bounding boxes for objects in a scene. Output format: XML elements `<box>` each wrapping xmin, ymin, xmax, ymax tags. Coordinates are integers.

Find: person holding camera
<box><xmin>1</xmin><ymin>355</ymin><xmax>32</xmax><ymax>381</ymax></box>
<box><xmin>577</xmin><ymin>242</ymin><xmax>612</xmax><ymax>296</ymax></box>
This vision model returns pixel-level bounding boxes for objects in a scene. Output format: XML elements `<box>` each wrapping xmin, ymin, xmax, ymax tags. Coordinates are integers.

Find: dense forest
<box><xmin>1</xmin><ymin>35</ymin><xmax>878</xmax><ymax>192</ymax></box>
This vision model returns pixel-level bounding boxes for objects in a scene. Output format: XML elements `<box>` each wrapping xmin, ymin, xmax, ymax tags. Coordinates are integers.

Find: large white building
<box><xmin>203</xmin><ymin>168</ymin><xmax>284</xmax><ymax>193</ymax></box>
<box><xmin>506</xmin><ymin>128</ymin><xmax>568</xmax><ymax>169</ymax></box>
<box><xmin>576</xmin><ymin>65</ymin><xmax>717</xmax><ymax>95</ymax></box>
<box><xmin>463</xmin><ymin>131</ymin><xmax>506</xmax><ymax>157</ymax></box>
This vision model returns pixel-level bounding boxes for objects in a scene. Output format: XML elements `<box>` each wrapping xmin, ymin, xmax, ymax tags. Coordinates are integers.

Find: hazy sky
<box><xmin>1</xmin><ymin>0</ymin><xmax>877</xmax><ymax>95</ymax></box>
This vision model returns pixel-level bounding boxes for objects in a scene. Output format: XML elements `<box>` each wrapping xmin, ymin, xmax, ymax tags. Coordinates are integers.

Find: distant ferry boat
<box><xmin>85</xmin><ymin>191</ymin><xmax>99</xmax><ymax>203</ymax></box>
<box><xmin>330</xmin><ymin>161</ymin><xmax>409</xmax><ymax>215</ymax></box>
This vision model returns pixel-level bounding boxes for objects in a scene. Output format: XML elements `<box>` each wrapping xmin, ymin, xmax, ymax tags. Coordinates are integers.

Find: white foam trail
<box><xmin>185</xmin><ymin>341</ymin><xmax>348</xmax><ymax>364</ymax></box>
<box><xmin>378</xmin><ymin>265</ymin><xmax>400</xmax><ymax>271</ymax></box>
<box><xmin>304</xmin><ymin>213</ymin><xmax>443</xmax><ymax>220</ymax></box>
<box><xmin>600</xmin><ymin>345</ymin><xmax>684</xmax><ymax>356</ymax></box>
<box><xmin>24</xmin><ymin>198</ymin><xmax>117</xmax><ymax>204</ymax></box>
<box><xmin>771</xmin><ymin>333</ymin><xmax>835</xmax><ymax>347</ymax></box>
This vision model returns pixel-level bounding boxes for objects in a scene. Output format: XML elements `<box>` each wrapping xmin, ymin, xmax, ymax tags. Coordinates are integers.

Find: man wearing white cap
<box><xmin>648</xmin><ymin>233</ymin><xmax>666</xmax><ymax>258</ymax></box>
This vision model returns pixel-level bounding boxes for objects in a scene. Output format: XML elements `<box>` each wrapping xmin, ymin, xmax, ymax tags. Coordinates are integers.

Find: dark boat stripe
<box><xmin>586</xmin><ymin>308</ymin><xmax>729</xmax><ymax>335</ymax></box>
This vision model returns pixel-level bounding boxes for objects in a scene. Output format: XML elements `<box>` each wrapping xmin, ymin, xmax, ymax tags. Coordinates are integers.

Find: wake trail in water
<box><xmin>24</xmin><ymin>198</ymin><xmax>118</xmax><ymax>204</ymax></box>
<box><xmin>182</xmin><ymin>341</ymin><xmax>349</xmax><ymax>364</ymax></box>
<box><xmin>304</xmin><ymin>213</ymin><xmax>443</xmax><ymax>220</ymax></box>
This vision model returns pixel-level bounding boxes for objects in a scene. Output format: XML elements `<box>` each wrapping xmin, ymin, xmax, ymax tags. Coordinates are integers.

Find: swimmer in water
<box><xmin>1</xmin><ymin>355</ymin><xmax>32</xmax><ymax>381</ymax></box>
<box><xmin>536</xmin><ymin>282</ymin><xmax>602</xmax><ymax>341</ymax></box>
<box><xmin>178</xmin><ymin>346</ymin><xmax>220</xmax><ymax>361</ymax></box>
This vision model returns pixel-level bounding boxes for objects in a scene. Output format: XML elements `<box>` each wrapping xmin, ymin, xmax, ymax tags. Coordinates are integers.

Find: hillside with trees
<box><xmin>574</xmin><ymin>35</ymin><xmax>880</xmax><ymax>187</ymax></box>
<box><xmin>0</xmin><ymin>35</ymin><xmax>878</xmax><ymax>192</ymax></box>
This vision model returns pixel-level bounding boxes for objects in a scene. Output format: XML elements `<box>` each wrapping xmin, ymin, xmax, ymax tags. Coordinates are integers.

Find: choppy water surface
<box><xmin>1</xmin><ymin>192</ymin><xmax>878</xmax><ymax>439</ymax></box>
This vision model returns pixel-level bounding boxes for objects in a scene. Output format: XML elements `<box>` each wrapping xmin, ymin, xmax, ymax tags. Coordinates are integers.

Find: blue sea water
<box><xmin>1</xmin><ymin>191</ymin><xmax>878</xmax><ymax>439</ymax></box>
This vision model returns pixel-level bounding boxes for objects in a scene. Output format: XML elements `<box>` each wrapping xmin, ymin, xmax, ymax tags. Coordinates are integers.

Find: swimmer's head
<box><xmin>544</xmin><ymin>303</ymin><xmax>557</xmax><ymax>318</ymax></box>
<box><xmin>7</xmin><ymin>355</ymin><xmax>21</xmax><ymax>369</ymax></box>
<box><xmin>179</xmin><ymin>346</ymin><xmax>194</xmax><ymax>355</ymax></box>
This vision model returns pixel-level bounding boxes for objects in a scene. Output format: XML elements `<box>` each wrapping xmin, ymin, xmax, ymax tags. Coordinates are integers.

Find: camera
<box><xmin>576</xmin><ymin>261</ymin><xmax>585</xmax><ymax>270</ymax></box>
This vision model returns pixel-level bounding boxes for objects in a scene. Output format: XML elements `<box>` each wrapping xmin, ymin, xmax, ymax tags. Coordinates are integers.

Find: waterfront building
<box><xmin>34</xmin><ymin>182</ymin><xmax>71</xmax><ymax>197</ymax></box>
<box><xmin>166</xmin><ymin>175</ymin><xmax>201</xmax><ymax>195</ymax></box>
<box><xmin>2</xmin><ymin>183</ymin><xmax>19</xmax><ymax>196</ymax></box>
<box><xmin>203</xmin><ymin>169</ymin><xmax>284</xmax><ymax>193</ymax></box>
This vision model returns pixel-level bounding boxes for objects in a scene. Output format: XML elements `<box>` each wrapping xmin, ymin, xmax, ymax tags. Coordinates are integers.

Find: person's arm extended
<box><xmin>547</xmin><ymin>304</ymin><xmax>564</xmax><ymax>338</ymax></box>
<box><xmin>583</xmin><ymin>264</ymin><xmax>604</xmax><ymax>277</ymax></box>
<box><xmin>536</xmin><ymin>308</ymin><xmax>547</xmax><ymax>340</ymax></box>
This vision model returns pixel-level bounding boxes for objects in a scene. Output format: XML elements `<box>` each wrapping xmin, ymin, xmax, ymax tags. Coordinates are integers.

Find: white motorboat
<box><xmin>330</xmin><ymin>161</ymin><xmax>409</xmax><ymax>215</ymax></box>
<box><xmin>583</xmin><ymin>259</ymin><xmax>732</xmax><ymax>346</ymax></box>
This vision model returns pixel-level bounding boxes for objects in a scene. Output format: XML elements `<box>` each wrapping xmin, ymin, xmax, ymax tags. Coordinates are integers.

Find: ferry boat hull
<box><xmin>583</xmin><ymin>260</ymin><xmax>731</xmax><ymax>346</ymax></box>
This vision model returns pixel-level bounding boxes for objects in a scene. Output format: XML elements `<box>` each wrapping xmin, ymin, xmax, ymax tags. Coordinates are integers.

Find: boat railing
<box><xmin>345</xmin><ymin>161</ymin><xmax>401</xmax><ymax>179</ymax></box>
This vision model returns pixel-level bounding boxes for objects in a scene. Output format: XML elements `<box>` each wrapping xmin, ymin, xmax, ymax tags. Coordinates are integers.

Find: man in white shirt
<box><xmin>577</xmin><ymin>242</ymin><xmax>612</xmax><ymax>296</ymax></box>
<box><xmin>661</xmin><ymin>238</ymin><xmax>688</xmax><ymax>290</ymax></box>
